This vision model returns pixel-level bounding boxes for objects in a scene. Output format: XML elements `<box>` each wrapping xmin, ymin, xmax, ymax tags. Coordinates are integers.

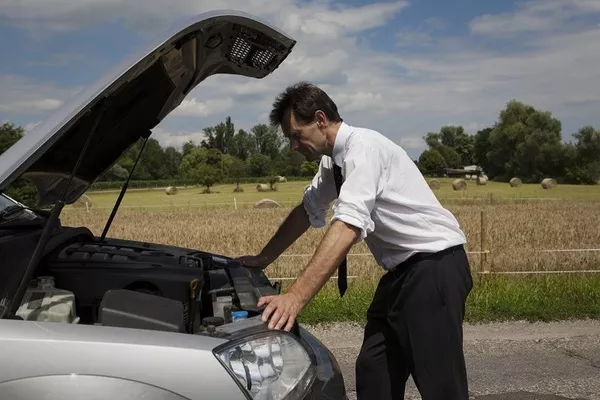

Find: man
<box><xmin>236</xmin><ymin>81</ymin><xmax>473</xmax><ymax>400</ymax></box>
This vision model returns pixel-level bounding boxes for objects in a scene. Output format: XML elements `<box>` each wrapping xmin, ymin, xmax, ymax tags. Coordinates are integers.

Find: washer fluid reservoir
<box><xmin>16</xmin><ymin>276</ymin><xmax>79</xmax><ymax>324</ymax></box>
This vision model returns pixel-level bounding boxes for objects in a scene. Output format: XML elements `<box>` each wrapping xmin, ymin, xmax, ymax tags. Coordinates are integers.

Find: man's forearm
<box><xmin>287</xmin><ymin>219</ymin><xmax>359</xmax><ymax>306</ymax></box>
<box><xmin>259</xmin><ymin>202</ymin><xmax>312</xmax><ymax>262</ymax></box>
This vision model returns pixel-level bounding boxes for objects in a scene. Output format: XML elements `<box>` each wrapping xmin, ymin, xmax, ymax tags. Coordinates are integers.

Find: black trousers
<box><xmin>355</xmin><ymin>244</ymin><xmax>473</xmax><ymax>400</ymax></box>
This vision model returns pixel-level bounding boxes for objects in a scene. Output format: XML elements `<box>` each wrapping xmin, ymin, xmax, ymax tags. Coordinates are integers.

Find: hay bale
<box><xmin>254</xmin><ymin>199</ymin><xmax>281</xmax><ymax>209</ymax></box>
<box><xmin>428</xmin><ymin>179</ymin><xmax>440</xmax><ymax>190</ymax></box>
<box><xmin>277</xmin><ymin>176</ymin><xmax>287</xmax><ymax>183</ymax></box>
<box><xmin>509</xmin><ymin>177</ymin><xmax>522</xmax><ymax>187</ymax></box>
<box><xmin>476</xmin><ymin>175</ymin><xmax>488</xmax><ymax>185</ymax></box>
<box><xmin>73</xmin><ymin>194</ymin><xmax>92</xmax><ymax>209</ymax></box>
<box><xmin>452</xmin><ymin>179</ymin><xmax>467</xmax><ymax>191</ymax></box>
<box><xmin>464</xmin><ymin>175</ymin><xmax>471</xmax><ymax>180</ymax></box>
<box><xmin>256</xmin><ymin>183</ymin><xmax>270</xmax><ymax>192</ymax></box>
<box><xmin>541</xmin><ymin>178</ymin><xmax>557</xmax><ymax>189</ymax></box>
<box><xmin>165</xmin><ymin>186</ymin><xmax>178</xmax><ymax>195</ymax></box>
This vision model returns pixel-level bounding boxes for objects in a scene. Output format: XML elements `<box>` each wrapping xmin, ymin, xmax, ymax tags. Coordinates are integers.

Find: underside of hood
<box><xmin>0</xmin><ymin>10</ymin><xmax>296</xmax><ymax>207</ymax></box>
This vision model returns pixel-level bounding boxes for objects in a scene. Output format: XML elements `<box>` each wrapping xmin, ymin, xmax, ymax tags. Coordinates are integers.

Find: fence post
<box><xmin>480</xmin><ymin>209</ymin><xmax>488</xmax><ymax>273</ymax></box>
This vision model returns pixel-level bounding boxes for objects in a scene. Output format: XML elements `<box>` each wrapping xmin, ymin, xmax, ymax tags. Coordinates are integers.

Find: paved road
<box><xmin>306</xmin><ymin>320</ymin><xmax>600</xmax><ymax>400</ymax></box>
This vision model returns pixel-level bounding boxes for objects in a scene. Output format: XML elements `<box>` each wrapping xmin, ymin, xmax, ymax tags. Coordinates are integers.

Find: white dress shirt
<box><xmin>302</xmin><ymin>121</ymin><xmax>467</xmax><ymax>270</ymax></box>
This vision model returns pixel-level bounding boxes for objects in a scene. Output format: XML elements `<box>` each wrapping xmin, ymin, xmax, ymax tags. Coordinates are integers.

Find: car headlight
<box><xmin>214</xmin><ymin>331</ymin><xmax>316</xmax><ymax>400</ymax></box>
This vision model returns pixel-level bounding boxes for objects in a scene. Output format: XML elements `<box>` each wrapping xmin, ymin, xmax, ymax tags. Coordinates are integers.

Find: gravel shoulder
<box><xmin>305</xmin><ymin>319</ymin><xmax>600</xmax><ymax>400</ymax></box>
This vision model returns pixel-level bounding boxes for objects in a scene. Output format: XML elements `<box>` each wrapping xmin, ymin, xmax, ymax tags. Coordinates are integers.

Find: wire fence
<box><xmin>266</xmin><ymin>248</ymin><xmax>600</xmax><ymax>280</ymax></box>
<box><xmin>64</xmin><ymin>196</ymin><xmax>594</xmax><ymax>211</ymax></box>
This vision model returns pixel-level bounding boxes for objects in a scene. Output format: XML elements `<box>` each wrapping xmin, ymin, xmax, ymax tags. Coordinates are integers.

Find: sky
<box><xmin>1</xmin><ymin>0</ymin><xmax>599</xmax><ymax>160</ymax></box>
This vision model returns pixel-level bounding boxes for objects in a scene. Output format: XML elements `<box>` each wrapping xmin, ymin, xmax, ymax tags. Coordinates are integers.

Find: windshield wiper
<box><xmin>0</xmin><ymin>205</ymin><xmax>50</xmax><ymax>222</ymax></box>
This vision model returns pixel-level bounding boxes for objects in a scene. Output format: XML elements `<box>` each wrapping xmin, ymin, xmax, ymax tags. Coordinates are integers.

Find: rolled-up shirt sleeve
<box><xmin>330</xmin><ymin>143</ymin><xmax>383</xmax><ymax>242</ymax></box>
<box><xmin>302</xmin><ymin>157</ymin><xmax>337</xmax><ymax>228</ymax></box>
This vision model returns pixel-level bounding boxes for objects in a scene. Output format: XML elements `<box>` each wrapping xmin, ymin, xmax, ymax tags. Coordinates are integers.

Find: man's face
<box><xmin>285</xmin><ymin>110</ymin><xmax>327</xmax><ymax>161</ymax></box>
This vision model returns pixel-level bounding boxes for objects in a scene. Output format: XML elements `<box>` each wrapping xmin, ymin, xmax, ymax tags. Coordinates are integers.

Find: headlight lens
<box><xmin>214</xmin><ymin>331</ymin><xmax>316</xmax><ymax>400</ymax></box>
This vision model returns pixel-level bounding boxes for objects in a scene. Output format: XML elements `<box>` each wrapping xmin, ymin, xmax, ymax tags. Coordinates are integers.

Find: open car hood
<box><xmin>0</xmin><ymin>10</ymin><xmax>295</xmax><ymax>207</ymax></box>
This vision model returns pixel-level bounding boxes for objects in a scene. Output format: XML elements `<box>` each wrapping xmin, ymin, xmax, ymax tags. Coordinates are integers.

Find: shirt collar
<box><xmin>332</xmin><ymin>121</ymin><xmax>352</xmax><ymax>167</ymax></box>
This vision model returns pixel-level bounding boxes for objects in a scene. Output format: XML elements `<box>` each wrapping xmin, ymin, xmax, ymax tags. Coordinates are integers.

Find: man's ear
<box><xmin>315</xmin><ymin>110</ymin><xmax>327</xmax><ymax>127</ymax></box>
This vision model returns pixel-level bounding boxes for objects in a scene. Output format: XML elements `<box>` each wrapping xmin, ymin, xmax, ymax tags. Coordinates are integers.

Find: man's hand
<box><xmin>258</xmin><ymin>292</ymin><xmax>304</xmax><ymax>331</ymax></box>
<box><xmin>258</xmin><ymin>220</ymin><xmax>360</xmax><ymax>332</ymax></box>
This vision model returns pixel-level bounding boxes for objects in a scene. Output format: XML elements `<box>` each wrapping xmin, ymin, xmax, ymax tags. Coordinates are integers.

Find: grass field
<box><xmin>74</xmin><ymin>177</ymin><xmax>600</xmax><ymax>211</ymax></box>
<box><xmin>59</xmin><ymin>178</ymin><xmax>600</xmax><ymax>323</ymax></box>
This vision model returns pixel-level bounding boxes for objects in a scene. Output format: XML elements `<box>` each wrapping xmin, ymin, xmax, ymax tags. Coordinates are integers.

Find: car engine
<box><xmin>15</xmin><ymin>226</ymin><xmax>280</xmax><ymax>335</ymax></box>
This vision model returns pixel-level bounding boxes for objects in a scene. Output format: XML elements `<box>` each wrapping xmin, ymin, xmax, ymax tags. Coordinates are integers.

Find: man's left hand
<box><xmin>258</xmin><ymin>292</ymin><xmax>304</xmax><ymax>331</ymax></box>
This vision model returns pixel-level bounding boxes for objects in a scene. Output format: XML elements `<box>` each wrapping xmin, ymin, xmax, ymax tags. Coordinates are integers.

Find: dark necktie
<box><xmin>333</xmin><ymin>163</ymin><xmax>348</xmax><ymax>297</ymax></box>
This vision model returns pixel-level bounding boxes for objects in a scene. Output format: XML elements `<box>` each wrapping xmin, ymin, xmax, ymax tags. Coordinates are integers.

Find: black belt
<box><xmin>392</xmin><ymin>244</ymin><xmax>464</xmax><ymax>271</ymax></box>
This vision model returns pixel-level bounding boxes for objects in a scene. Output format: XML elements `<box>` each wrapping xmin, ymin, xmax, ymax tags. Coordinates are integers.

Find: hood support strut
<box><xmin>100</xmin><ymin>133</ymin><xmax>149</xmax><ymax>241</ymax></box>
<box><xmin>5</xmin><ymin>102</ymin><xmax>107</xmax><ymax>318</ymax></box>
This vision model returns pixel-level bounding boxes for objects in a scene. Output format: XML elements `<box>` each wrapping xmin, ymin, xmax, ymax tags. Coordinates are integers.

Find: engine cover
<box><xmin>42</xmin><ymin>239</ymin><xmax>205</xmax><ymax>326</ymax></box>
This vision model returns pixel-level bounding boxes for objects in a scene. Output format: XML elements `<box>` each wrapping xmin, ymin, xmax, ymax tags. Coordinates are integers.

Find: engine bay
<box><xmin>14</xmin><ymin>227</ymin><xmax>281</xmax><ymax>335</ymax></box>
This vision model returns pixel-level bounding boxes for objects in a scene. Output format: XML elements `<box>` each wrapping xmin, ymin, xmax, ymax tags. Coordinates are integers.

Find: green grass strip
<box><xmin>295</xmin><ymin>275</ymin><xmax>600</xmax><ymax>325</ymax></box>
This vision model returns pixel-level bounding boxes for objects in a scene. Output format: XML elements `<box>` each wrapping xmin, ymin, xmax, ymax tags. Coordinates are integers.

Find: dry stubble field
<box><xmin>60</xmin><ymin>179</ymin><xmax>600</xmax><ymax>322</ymax></box>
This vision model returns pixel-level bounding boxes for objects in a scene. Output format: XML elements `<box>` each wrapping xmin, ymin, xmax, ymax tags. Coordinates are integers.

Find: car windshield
<box><xmin>0</xmin><ymin>193</ymin><xmax>43</xmax><ymax>222</ymax></box>
<box><xmin>0</xmin><ymin>193</ymin><xmax>17</xmax><ymax>212</ymax></box>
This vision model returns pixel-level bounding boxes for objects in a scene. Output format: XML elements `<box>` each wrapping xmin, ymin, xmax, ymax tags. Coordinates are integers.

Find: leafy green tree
<box><xmin>221</xmin><ymin>154</ymin><xmax>247</xmax><ymax>192</ymax></box>
<box><xmin>300</xmin><ymin>161</ymin><xmax>319</xmax><ymax>177</ymax></box>
<box><xmin>486</xmin><ymin>100</ymin><xmax>563</xmax><ymax>182</ymax></box>
<box><xmin>229</xmin><ymin>129</ymin><xmax>254</xmax><ymax>161</ymax></box>
<box><xmin>437</xmin><ymin>145</ymin><xmax>461</xmax><ymax>168</ymax></box>
<box><xmin>0</xmin><ymin>122</ymin><xmax>24</xmax><ymax>154</ymax></box>
<box><xmin>247</xmin><ymin>152</ymin><xmax>272</xmax><ymax>177</ymax></box>
<box><xmin>251</xmin><ymin>124</ymin><xmax>284</xmax><ymax>159</ymax></box>
<box><xmin>473</xmin><ymin>127</ymin><xmax>493</xmax><ymax>171</ymax></box>
<box><xmin>564</xmin><ymin>126</ymin><xmax>600</xmax><ymax>184</ymax></box>
<box><xmin>0</xmin><ymin>123</ymin><xmax>38</xmax><ymax>206</ymax></box>
<box><xmin>163</xmin><ymin>147</ymin><xmax>183</xmax><ymax>179</ymax></box>
<box><xmin>280</xmin><ymin>144</ymin><xmax>306</xmax><ymax>176</ymax></box>
<box><xmin>201</xmin><ymin>116</ymin><xmax>236</xmax><ymax>154</ymax></box>
<box><xmin>182</xmin><ymin>140</ymin><xmax>196</xmax><ymax>157</ymax></box>
<box><xmin>178</xmin><ymin>147</ymin><xmax>223</xmax><ymax>193</ymax></box>
<box><xmin>424</xmin><ymin>126</ymin><xmax>474</xmax><ymax>167</ymax></box>
<box><xmin>418</xmin><ymin>149</ymin><xmax>447</xmax><ymax>174</ymax></box>
<box><xmin>99</xmin><ymin>164</ymin><xmax>129</xmax><ymax>181</ymax></box>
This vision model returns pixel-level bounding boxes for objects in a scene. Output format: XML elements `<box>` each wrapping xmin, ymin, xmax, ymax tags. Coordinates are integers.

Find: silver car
<box><xmin>0</xmin><ymin>10</ymin><xmax>347</xmax><ymax>400</ymax></box>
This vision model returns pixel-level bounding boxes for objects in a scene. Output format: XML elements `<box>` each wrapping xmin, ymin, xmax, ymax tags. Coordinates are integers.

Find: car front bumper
<box><xmin>296</xmin><ymin>327</ymin><xmax>348</xmax><ymax>400</ymax></box>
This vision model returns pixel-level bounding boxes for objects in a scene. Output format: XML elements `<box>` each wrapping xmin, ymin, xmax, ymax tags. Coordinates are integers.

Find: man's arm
<box><xmin>257</xmin><ymin>202</ymin><xmax>311</xmax><ymax>263</ymax></box>
<box><xmin>253</xmin><ymin>160</ymin><xmax>335</xmax><ymax>265</ymax></box>
<box><xmin>258</xmin><ymin>218</ymin><xmax>359</xmax><ymax>331</ymax></box>
<box><xmin>258</xmin><ymin>142</ymin><xmax>383</xmax><ymax>331</ymax></box>
<box><xmin>244</xmin><ymin>157</ymin><xmax>337</xmax><ymax>267</ymax></box>
<box><xmin>287</xmin><ymin>219</ymin><xmax>360</xmax><ymax>305</ymax></box>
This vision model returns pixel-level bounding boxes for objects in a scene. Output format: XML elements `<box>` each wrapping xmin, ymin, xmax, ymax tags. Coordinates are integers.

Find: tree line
<box><xmin>1</xmin><ymin>98</ymin><xmax>599</xmax><ymax>205</ymax></box>
<box><xmin>417</xmin><ymin>100</ymin><xmax>600</xmax><ymax>184</ymax></box>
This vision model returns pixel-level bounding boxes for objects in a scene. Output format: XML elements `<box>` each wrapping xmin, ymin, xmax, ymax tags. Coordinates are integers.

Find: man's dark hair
<box><xmin>269</xmin><ymin>81</ymin><xmax>342</xmax><ymax>129</ymax></box>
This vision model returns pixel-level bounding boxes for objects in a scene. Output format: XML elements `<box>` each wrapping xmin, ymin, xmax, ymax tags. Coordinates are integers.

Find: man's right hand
<box><xmin>235</xmin><ymin>253</ymin><xmax>273</xmax><ymax>269</ymax></box>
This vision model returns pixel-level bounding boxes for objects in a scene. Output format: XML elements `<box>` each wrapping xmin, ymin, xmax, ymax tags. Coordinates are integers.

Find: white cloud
<box><xmin>2</xmin><ymin>0</ymin><xmax>600</xmax><ymax>159</ymax></box>
<box><xmin>171</xmin><ymin>97</ymin><xmax>234</xmax><ymax>118</ymax></box>
<box><xmin>0</xmin><ymin>75</ymin><xmax>80</xmax><ymax>115</ymax></box>
<box><xmin>398</xmin><ymin>136</ymin><xmax>423</xmax><ymax>151</ymax></box>
<box><xmin>0</xmin><ymin>0</ymin><xmax>408</xmax><ymax>36</ymax></box>
<box><xmin>24</xmin><ymin>121</ymin><xmax>41</xmax><ymax>132</ymax></box>
<box><xmin>469</xmin><ymin>0</ymin><xmax>600</xmax><ymax>36</ymax></box>
<box><xmin>151</xmin><ymin>127</ymin><xmax>207</xmax><ymax>148</ymax></box>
